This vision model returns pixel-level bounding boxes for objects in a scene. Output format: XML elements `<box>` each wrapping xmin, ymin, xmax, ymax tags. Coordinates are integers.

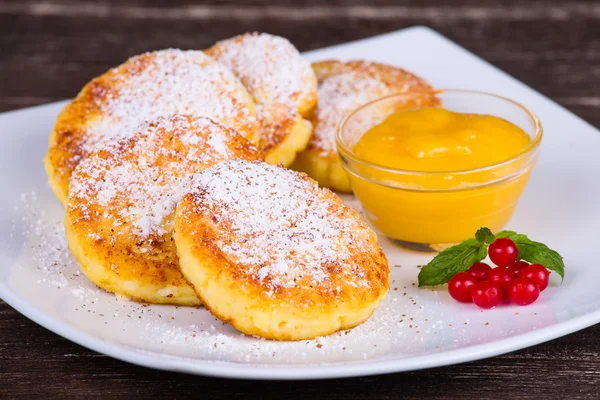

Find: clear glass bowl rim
<box><xmin>335</xmin><ymin>89</ymin><xmax>543</xmax><ymax>177</ymax></box>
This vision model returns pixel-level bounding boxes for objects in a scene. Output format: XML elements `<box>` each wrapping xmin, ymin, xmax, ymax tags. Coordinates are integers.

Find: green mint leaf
<box><xmin>495</xmin><ymin>230</ymin><xmax>517</xmax><ymax>238</ymax></box>
<box><xmin>508</xmin><ymin>234</ymin><xmax>565</xmax><ymax>280</ymax></box>
<box><xmin>475</xmin><ymin>227</ymin><xmax>495</xmax><ymax>244</ymax></box>
<box><xmin>418</xmin><ymin>239</ymin><xmax>486</xmax><ymax>287</ymax></box>
<box><xmin>478</xmin><ymin>243</ymin><xmax>489</xmax><ymax>259</ymax></box>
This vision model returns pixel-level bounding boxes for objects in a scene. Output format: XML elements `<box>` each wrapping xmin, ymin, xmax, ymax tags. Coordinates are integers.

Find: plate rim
<box><xmin>2</xmin><ymin>25</ymin><xmax>600</xmax><ymax>380</ymax></box>
<box><xmin>2</xmin><ymin>282</ymin><xmax>599</xmax><ymax>380</ymax></box>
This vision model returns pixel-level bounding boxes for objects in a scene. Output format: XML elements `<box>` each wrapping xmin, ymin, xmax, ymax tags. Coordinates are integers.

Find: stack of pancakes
<box><xmin>45</xmin><ymin>32</ymin><xmax>437</xmax><ymax>340</ymax></box>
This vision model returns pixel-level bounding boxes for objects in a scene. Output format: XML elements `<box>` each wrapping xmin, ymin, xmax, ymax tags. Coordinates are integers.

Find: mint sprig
<box><xmin>418</xmin><ymin>228</ymin><xmax>565</xmax><ymax>287</ymax></box>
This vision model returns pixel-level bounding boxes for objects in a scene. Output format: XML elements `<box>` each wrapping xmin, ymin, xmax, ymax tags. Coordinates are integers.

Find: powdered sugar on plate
<box><xmin>6</xmin><ymin>187</ymin><xmax>544</xmax><ymax>366</ymax></box>
<box><xmin>12</xmin><ymin>190</ymin><xmax>102</xmax><ymax>297</ymax></box>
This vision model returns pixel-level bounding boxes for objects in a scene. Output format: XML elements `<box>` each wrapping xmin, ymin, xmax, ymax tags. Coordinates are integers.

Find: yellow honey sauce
<box><xmin>344</xmin><ymin>105</ymin><xmax>541</xmax><ymax>246</ymax></box>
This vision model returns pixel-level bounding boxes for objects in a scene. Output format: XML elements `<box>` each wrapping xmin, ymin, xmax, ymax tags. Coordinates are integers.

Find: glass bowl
<box><xmin>336</xmin><ymin>89</ymin><xmax>543</xmax><ymax>251</ymax></box>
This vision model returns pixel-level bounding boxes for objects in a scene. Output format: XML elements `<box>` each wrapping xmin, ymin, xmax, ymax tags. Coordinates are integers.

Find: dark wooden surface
<box><xmin>1</xmin><ymin>0</ymin><xmax>599</xmax><ymax>398</ymax></box>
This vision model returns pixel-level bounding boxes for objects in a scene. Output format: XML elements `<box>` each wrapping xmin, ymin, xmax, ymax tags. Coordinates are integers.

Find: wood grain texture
<box><xmin>1</xmin><ymin>0</ymin><xmax>599</xmax><ymax>126</ymax></box>
<box><xmin>1</xmin><ymin>0</ymin><xmax>599</xmax><ymax>398</ymax></box>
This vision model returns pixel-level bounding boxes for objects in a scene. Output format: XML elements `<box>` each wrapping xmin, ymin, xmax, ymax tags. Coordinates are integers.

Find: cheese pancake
<box><xmin>46</xmin><ymin>49</ymin><xmax>259</xmax><ymax>204</ymax></box>
<box><xmin>206</xmin><ymin>33</ymin><xmax>317</xmax><ymax>166</ymax></box>
<box><xmin>175</xmin><ymin>160</ymin><xmax>389</xmax><ymax>340</ymax></box>
<box><xmin>65</xmin><ymin>116</ymin><xmax>262</xmax><ymax>305</ymax></box>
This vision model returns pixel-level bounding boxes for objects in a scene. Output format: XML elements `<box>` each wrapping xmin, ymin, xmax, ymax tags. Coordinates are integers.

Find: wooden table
<box><xmin>1</xmin><ymin>0</ymin><xmax>599</xmax><ymax>398</ymax></box>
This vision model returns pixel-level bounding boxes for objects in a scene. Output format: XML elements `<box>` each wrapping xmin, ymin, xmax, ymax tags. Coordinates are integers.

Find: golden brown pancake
<box><xmin>174</xmin><ymin>160</ymin><xmax>389</xmax><ymax>340</ymax></box>
<box><xmin>65</xmin><ymin>116</ymin><xmax>262</xmax><ymax>305</ymax></box>
<box><xmin>292</xmin><ymin>60</ymin><xmax>439</xmax><ymax>192</ymax></box>
<box><xmin>206</xmin><ymin>33</ymin><xmax>317</xmax><ymax>166</ymax></box>
<box><xmin>46</xmin><ymin>49</ymin><xmax>259</xmax><ymax>204</ymax></box>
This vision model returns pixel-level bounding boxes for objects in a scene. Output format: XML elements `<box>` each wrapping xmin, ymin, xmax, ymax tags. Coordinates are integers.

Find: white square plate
<box><xmin>1</xmin><ymin>26</ymin><xmax>599</xmax><ymax>380</ymax></box>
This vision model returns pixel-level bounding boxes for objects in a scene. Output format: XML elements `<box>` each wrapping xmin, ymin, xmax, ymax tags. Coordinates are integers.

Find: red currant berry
<box><xmin>488</xmin><ymin>267</ymin><xmax>516</xmax><ymax>298</ymax></box>
<box><xmin>466</xmin><ymin>262</ymin><xmax>492</xmax><ymax>282</ymax></box>
<box><xmin>471</xmin><ymin>281</ymin><xmax>502</xmax><ymax>309</ymax></box>
<box><xmin>519</xmin><ymin>264</ymin><xmax>550</xmax><ymax>291</ymax></box>
<box><xmin>448</xmin><ymin>272</ymin><xmax>478</xmax><ymax>303</ymax></box>
<box><xmin>488</xmin><ymin>238</ymin><xmax>518</xmax><ymax>267</ymax></box>
<box><xmin>509</xmin><ymin>260</ymin><xmax>529</xmax><ymax>276</ymax></box>
<box><xmin>508</xmin><ymin>277</ymin><xmax>540</xmax><ymax>305</ymax></box>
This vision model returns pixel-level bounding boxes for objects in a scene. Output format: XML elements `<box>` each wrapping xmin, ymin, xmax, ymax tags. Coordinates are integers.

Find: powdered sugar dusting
<box><xmin>75</xmin><ymin>49</ymin><xmax>258</xmax><ymax>158</ymax></box>
<box><xmin>206</xmin><ymin>133</ymin><xmax>230</xmax><ymax>157</ymax></box>
<box><xmin>208</xmin><ymin>33</ymin><xmax>316</xmax><ymax>148</ymax></box>
<box><xmin>69</xmin><ymin>116</ymin><xmax>261</xmax><ymax>239</ymax></box>
<box><xmin>210</xmin><ymin>33</ymin><xmax>313</xmax><ymax>111</ymax></box>
<box><xmin>310</xmin><ymin>72</ymin><xmax>389</xmax><ymax>154</ymax></box>
<box><xmin>184</xmin><ymin>160</ymin><xmax>378</xmax><ymax>293</ymax></box>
